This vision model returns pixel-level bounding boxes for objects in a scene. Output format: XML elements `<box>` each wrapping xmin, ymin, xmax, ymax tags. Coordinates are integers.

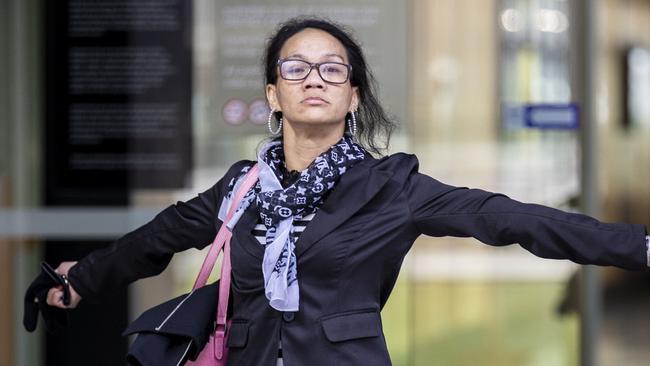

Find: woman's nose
<box><xmin>303</xmin><ymin>67</ymin><xmax>325</xmax><ymax>89</ymax></box>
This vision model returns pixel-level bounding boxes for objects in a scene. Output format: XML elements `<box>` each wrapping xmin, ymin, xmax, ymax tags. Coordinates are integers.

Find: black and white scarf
<box><xmin>218</xmin><ymin>135</ymin><xmax>366</xmax><ymax>311</ymax></box>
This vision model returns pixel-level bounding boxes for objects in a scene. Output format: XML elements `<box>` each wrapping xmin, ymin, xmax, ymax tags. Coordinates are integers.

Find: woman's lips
<box><xmin>302</xmin><ymin>97</ymin><xmax>328</xmax><ymax>106</ymax></box>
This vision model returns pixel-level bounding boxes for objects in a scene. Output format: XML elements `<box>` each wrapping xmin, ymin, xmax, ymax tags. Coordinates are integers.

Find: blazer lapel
<box><xmin>295</xmin><ymin>155</ymin><xmax>393</xmax><ymax>257</ymax></box>
<box><xmin>232</xmin><ymin>201</ymin><xmax>265</xmax><ymax>260</ymax></box>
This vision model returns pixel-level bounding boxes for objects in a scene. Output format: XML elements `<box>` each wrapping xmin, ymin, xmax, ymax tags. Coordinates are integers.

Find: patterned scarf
<box><xmin>218</xmin><ymin>135</ymin><xmax>366</xmax><ymax>311</ymax></box>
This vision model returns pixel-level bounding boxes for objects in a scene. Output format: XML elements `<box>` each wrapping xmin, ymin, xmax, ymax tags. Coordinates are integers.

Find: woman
<box><xmin>44</xmin><ymin>18</ymin><xmax>648</xmax><ymax>365</ymax></box>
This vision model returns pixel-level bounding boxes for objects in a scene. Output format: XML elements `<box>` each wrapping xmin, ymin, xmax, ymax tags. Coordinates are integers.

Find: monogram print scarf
<box><xmin>219</xmin><ymin>135</ymin><xmax>366</xmax><ymax>311</ymax></box>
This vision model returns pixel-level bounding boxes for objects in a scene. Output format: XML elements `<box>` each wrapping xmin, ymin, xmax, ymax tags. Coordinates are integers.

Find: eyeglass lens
<box><xmin>279</xmin><ymin>60</ymin><xmax>349</xmax><ymax>83</ymax></box>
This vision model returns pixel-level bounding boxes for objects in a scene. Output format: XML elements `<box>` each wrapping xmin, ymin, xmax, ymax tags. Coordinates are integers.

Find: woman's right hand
<box><xmin>45</xmin><ymin>261</ymin><xmax>83</xmax><ymax>309</ymax></box>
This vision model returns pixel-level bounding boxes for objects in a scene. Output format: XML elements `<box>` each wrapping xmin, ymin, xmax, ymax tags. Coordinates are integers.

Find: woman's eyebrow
<box><xmin>285</xmin><ymin>53</ymin><xmax>307</xmax><ymax>60</ymax></box>
<box><xmin>323</xmin><ymin>53</ymin><xmax>345</xmax><ymax>62</ymax></box>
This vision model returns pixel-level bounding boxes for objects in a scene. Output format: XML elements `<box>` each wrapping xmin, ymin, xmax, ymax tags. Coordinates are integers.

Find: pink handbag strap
<box><xmin>190</xmin><ymin>164</ymin><xmax>259</xmax><ymax>361</ymax></box>
<box><xmin>192</xmin><ymin>164</ymin><xmax>259</xmax><ymax>289</ymax></box>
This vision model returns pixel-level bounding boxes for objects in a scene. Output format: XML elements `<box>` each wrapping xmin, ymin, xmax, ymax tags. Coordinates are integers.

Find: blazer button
<box><xmin>282</xmin><ymin>312</ymin><xmax>295</xmax><ymax>322</ymax></box>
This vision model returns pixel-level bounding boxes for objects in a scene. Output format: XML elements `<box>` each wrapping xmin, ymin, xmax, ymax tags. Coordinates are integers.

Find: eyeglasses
<box><xmin>277</xmin><ymin>59</ymin><xmax>352</xmax><ymax>84</ymax></box>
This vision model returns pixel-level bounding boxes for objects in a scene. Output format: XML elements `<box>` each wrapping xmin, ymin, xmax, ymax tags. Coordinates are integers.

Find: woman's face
<box><xmin>266</xmin><ymin>28</ymin><xmax>359</xmax><ymax>132</ymax></box>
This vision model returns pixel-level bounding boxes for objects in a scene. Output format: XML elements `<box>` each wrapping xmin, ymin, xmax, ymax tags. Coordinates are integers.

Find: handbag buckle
<box><xmin>214</xmin><ymin>327</ymin><xmax>226</xmax><ymax>360</ymax></box>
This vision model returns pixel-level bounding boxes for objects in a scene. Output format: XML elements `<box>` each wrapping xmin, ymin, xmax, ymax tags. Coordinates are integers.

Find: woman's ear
<box><xmin>266</xmin><ymin>84</ymin><xmax>279</xmax><ymax>110</ymax></box>
<box><xmin>351</xmin><ymin>86</ymin><xmax>360</xmax><ymax>111</ymax></box>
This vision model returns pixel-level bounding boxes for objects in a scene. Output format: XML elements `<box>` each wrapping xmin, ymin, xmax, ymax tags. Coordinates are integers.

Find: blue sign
<box><xmin>524</xmin><ymin>104</ymin><xmax>580</xmax><ymax>130</ymax></box>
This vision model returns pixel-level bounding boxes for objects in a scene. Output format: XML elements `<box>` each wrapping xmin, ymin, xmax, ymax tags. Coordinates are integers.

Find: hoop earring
<box><xmin>267</xmin><ymin>109</ymin><xmax>282</xmax><ymax>135</ymax></box>
<box><xmin>347</xmin><ymin>111</ymin><xmax>357</xmax><ymax>136</ymax></box>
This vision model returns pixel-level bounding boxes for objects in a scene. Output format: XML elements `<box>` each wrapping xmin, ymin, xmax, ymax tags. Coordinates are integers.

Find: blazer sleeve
<box><xmin>406</xmin><ymin>171</ymin><xmax>648</xmax><ymax>270</ymax></box>
<box><xmin>68</xmin><ymin>160</ymin><xmax>252</xmax><ymax>302</ymax></box>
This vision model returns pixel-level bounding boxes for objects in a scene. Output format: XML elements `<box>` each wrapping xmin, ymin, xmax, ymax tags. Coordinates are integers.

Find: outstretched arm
<box><xmin>407</xmin><ymin>172</ymin><xmax>648</xmax><ymax>270</ymax></box>
<box><xmin>62</xmin><ymin>161</ymin><xmax>251</xmax><ymax>303</ymax></box>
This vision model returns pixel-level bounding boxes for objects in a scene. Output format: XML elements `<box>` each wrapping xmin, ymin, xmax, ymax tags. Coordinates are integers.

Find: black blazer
<box><xmin>68</xmin><ymin>153</ymin><xmax>647</xmax><ymax>366</ymax></box>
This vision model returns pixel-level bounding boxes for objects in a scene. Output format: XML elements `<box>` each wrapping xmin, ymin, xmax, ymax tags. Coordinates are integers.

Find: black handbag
<box><xmin>122</xmin><ymin>281</ymin><xmax>221</xmax><ymax>366</ymax></box>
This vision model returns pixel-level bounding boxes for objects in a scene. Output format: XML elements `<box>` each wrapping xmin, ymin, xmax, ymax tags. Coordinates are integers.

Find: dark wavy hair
<box><xmin>263</xmin><ymin>17</ymin><xmax>396</xmax><ymax>156</ymax></box>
